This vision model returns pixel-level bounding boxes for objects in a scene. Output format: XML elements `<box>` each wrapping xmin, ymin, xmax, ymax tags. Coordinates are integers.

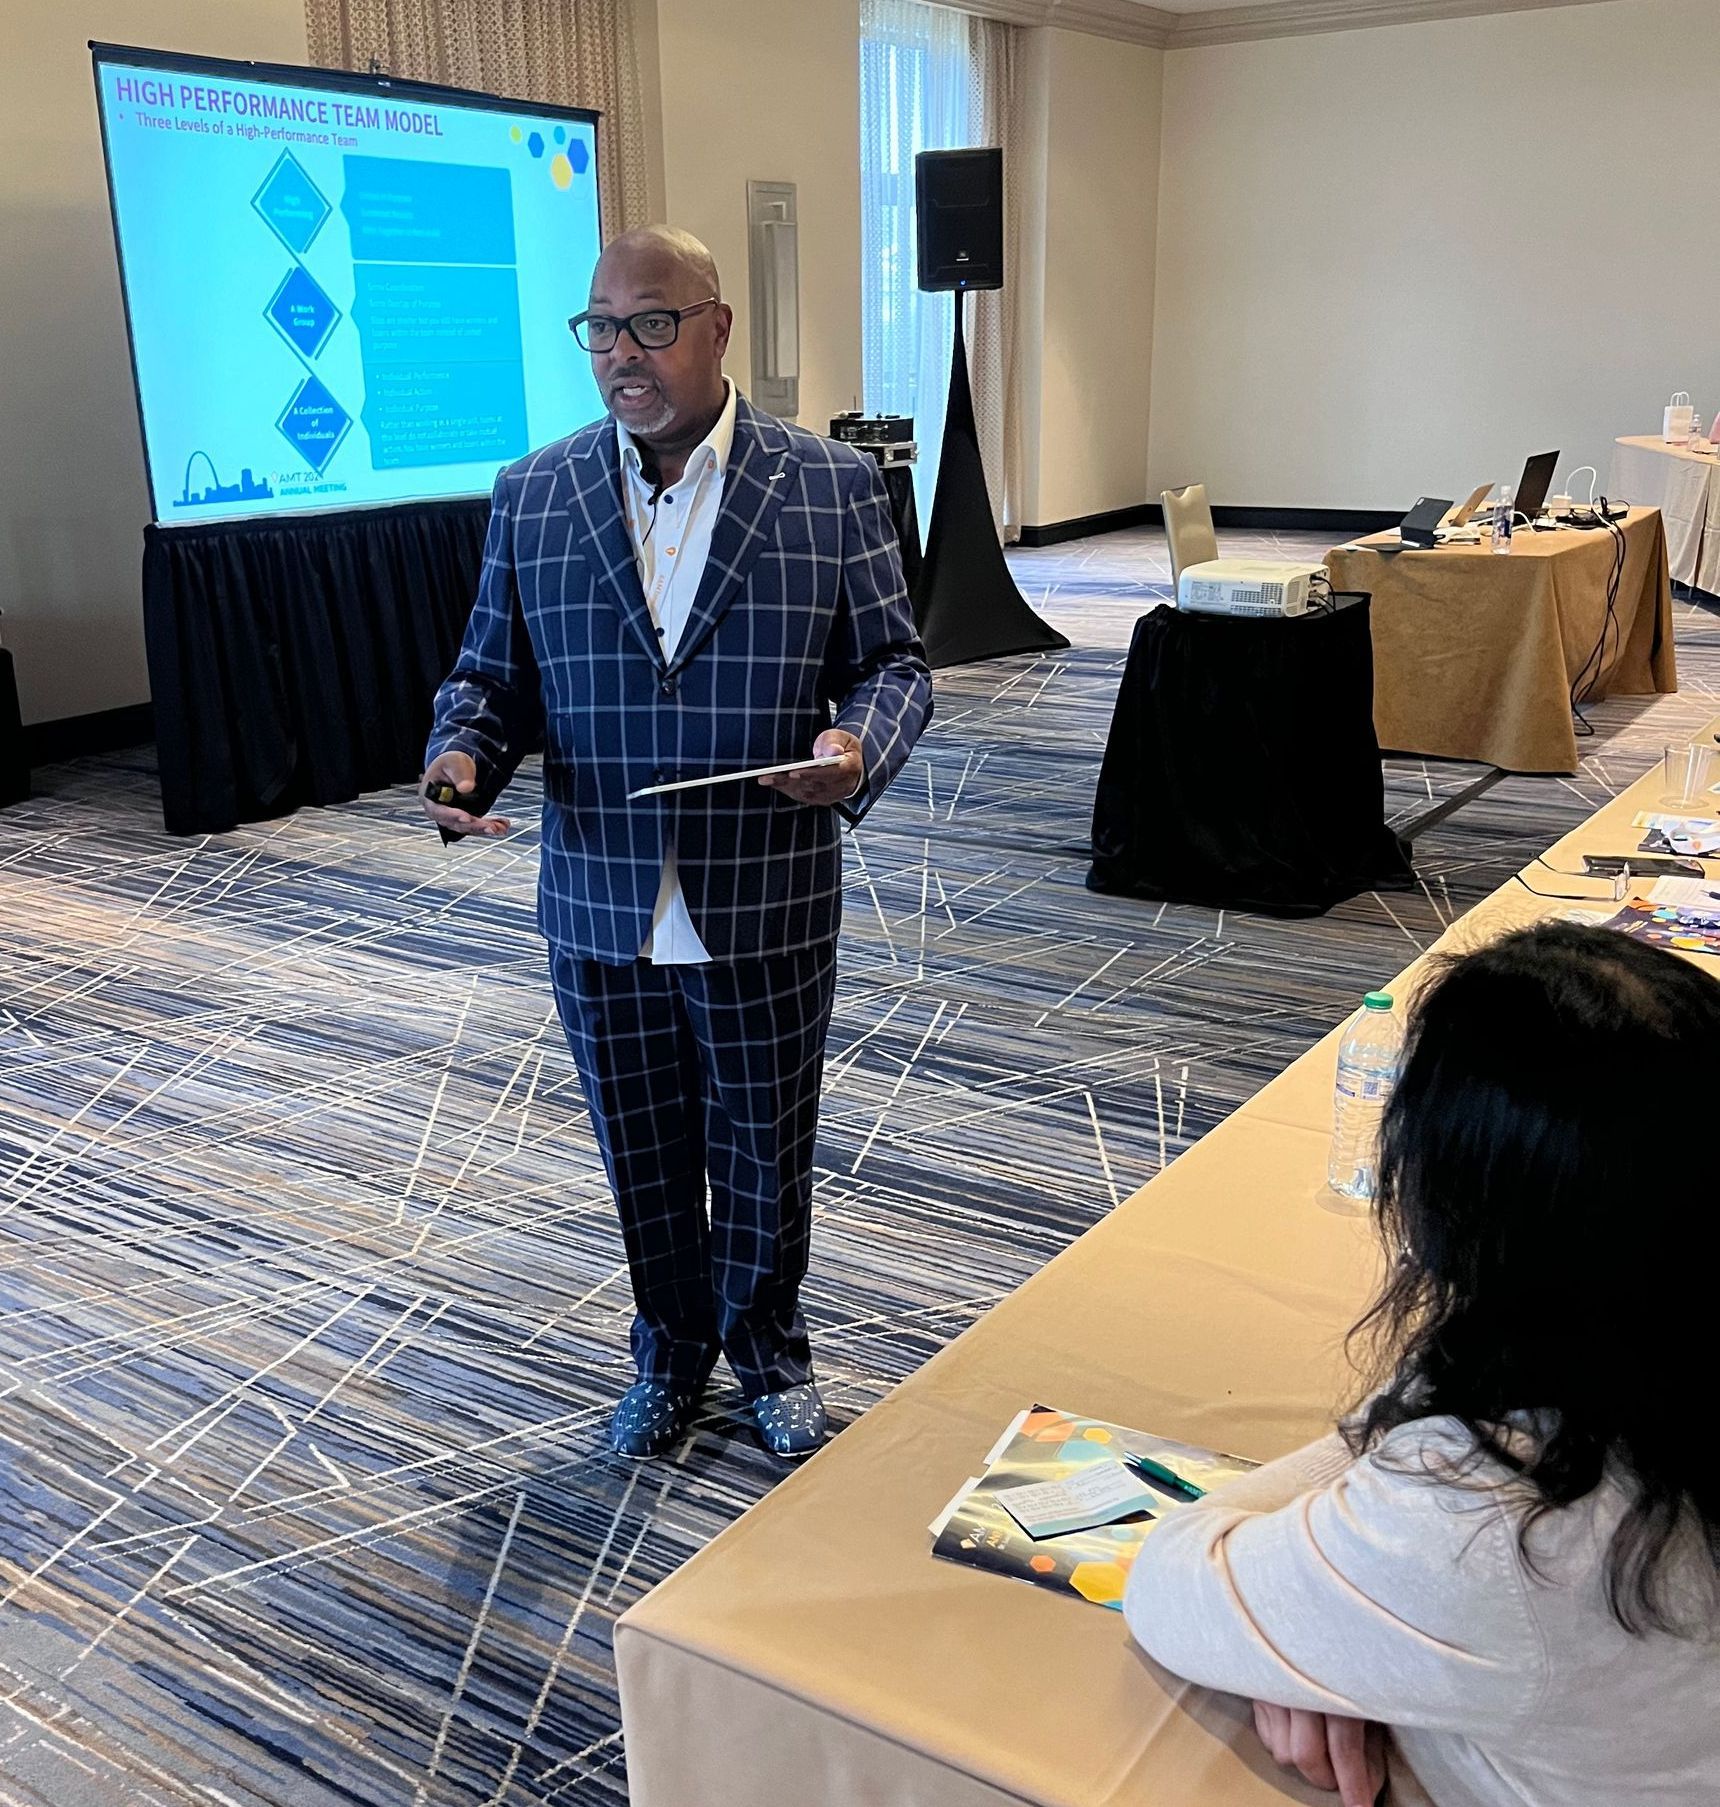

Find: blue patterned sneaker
<box><xmin>748</xmin><ymin>1382</ymin><xmax>827</xmax><ymax>1459</ymax></box>
<box><xmin>609</xmin><ymin>1379</ymin><xmax>698</xmax><ymax>1459</ymax></box>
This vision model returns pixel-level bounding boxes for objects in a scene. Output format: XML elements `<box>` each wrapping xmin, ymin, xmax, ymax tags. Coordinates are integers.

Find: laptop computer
<box><xmin>1513</xmin><ymin>451</ymin><xmax>1559</xmax><ymax>522</ymax></box>
<box><xmin>1442</xmin><ymin>483</ymin><xmax>1495</xmax><ymax>528</ymax></box>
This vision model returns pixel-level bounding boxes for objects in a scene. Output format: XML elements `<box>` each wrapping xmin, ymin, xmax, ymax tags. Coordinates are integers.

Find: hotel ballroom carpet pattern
<box><xmin>1</xmin><ymin>530</ymin><xmax>1715</xmax><ymax>1803</ymax></box>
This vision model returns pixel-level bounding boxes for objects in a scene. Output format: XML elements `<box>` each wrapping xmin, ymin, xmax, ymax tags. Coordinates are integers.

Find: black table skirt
<box><xmin>142</xmin><ymin>462</ymin><xmax>934</xmax><ymax>837</ymax></box>
<box><xmin>0</xmin><ymin>646</ymin><xmax>26</xmax><ymax>806</ymax></box>
<box><xmin>1088</xmin><ymin>598</ymin><xmax>1413</xmax><ymax>917</ymax></box>
<box><xmin>143</xmin><ymin>498</ymin><xmax>493</xmax><ymax>835</ymax></box>
<box><xmin>879</xmin><ymin>462</ymin><xmax>922</xmax><ymax>597</ymax></box>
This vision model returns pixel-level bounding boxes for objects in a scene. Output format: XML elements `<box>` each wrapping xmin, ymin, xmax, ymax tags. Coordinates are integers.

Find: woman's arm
<box><xmin>1123</xmin><ymin>1423</ymin><xmax>1550</xmax><ymax>1738</ymax></box>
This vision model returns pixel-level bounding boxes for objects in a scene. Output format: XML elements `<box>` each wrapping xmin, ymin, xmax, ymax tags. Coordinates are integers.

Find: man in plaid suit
<box><xmin>422</xmin><ymin>227</ymin><xmax>931</xmax><ymax>1460</ymax></box>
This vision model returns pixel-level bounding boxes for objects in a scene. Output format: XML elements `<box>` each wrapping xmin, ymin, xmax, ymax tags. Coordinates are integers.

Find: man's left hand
<box><xmin>760</xmin><ymin>729</ymin><xmax>864</xmax><ymax>806</ymax></box>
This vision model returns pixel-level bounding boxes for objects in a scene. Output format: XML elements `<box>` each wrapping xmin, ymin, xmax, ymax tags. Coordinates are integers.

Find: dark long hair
<box><xmin>1347</xmin><ymin>920</ymin><xmax>1720</xmax><ymax>1634</ymax></box>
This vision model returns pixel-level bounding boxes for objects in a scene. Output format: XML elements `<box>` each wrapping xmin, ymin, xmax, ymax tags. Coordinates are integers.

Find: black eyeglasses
<box><xmin>567</xmin><ymin>297</ymin><xmax>719</xmax><ymax>353</ymax></box>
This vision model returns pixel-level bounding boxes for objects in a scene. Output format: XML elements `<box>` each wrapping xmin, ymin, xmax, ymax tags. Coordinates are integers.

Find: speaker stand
<box><xmin>911</xmin><ymin>294</ymin><xmax>1068</xmax><ymax>669</ymax></box>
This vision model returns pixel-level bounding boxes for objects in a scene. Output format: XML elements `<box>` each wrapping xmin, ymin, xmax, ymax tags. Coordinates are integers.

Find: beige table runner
<box><xmin>1325</xmin><ymin>507</ymin><xmax>1674</xmax><ymax>773</ymax></box>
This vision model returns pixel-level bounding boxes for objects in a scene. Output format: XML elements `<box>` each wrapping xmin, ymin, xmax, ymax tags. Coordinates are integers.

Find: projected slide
<box><xmin>94</xmin><ymin>48</ymin><xmax>604</xmax><ymax>523</ymax></box>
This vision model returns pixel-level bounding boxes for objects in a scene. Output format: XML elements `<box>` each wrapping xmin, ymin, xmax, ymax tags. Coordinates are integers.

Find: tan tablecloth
<box><xmin>1610</xmin><ymin>436</ymin><xmax>1720</xmax><ymax>594</ymax></box>
<box><xmin>1324</xmin><ymin>507</ymin><xmax>1675</xmax><ymax>774</ymax></box>
<box><xmin>616</xmin><ymin>736</ymin><xmax>1718</xmax><ymax>1807</ymax></box>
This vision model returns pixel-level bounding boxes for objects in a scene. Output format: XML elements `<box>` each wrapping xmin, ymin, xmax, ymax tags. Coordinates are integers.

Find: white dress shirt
<box><xmin>618</xmin><ymin>378</ymin><xmax>738</xmax><ymax>964</ymax></box>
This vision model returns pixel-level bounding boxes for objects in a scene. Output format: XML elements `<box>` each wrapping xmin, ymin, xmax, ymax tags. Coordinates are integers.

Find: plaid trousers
<box><xmin>549</xmin><ymin>942</ymin><xmax>838</xmax><ymax>1398</ymax></box>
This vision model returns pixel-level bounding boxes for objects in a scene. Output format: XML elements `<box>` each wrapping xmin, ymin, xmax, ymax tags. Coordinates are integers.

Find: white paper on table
<box><xmin>1631</xmin><ymin>813</ymin><xmax>1720</xmax><ymax>857</ymax></box>
<box><xmin>627</xmin><ymin>754</ymin><xmax>845</xmax><ymax>799</ymax></box>
<box><xmin>983</xmin><ymin>1408</ymin><xmax>1033</xmax><ymax>1468</ymax></box>
<box><xmin>1648</xmin><ymin>876</ymin><xmax>1720</xmax><ymax>916</ymax></box>
<box><xmin>929</xmin><ymin>1476</ymin><xmax>984</xmax><ymax>1537</ymax></box>
<box><xmin>995</xmin><ymin>1461</ymin><xmax>1160</xmax><ymax>1539</ymax></box>
<box><xmin>928</xmin><ymin>1409</ymin><xmax>1046</xmax><ymax>1535</ymax></box>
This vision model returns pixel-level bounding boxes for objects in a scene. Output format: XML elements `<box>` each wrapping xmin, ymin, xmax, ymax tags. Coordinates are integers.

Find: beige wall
<box><xmin>653</xmin><ymin>0</ymin><xmax>862</xmax><ymax>435</ymax></box>
<box><xmin>1149</xmin><ymin>0</ymin><xmax>1720</xmax><ymax>512</ymax></box>
<box><xmin>0</xmin><ymin>1</ymin><xmax>308</xmax><ymax>728</ymax></box>
<box><xmin>27</xmin><ymin>0</ymin><xmax>1699</xmax><ymax>734</ymax></box>
<box><xmin>644</xmin><ymin>4</ymin><xmax>1168</xmax><ymax>530</ymax></box>
<box><xmin>1017</xmin><ymin>27</ymin><xmax>1162</xmax><ymax>529</ymax></box>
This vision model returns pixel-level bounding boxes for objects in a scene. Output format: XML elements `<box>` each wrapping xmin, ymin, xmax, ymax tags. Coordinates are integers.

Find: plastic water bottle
<box><xmin>1328</xmin><ymin>992</ymin><xmax>1402</xmax><ymax>1202</ymax></box>
<box><xmin>1491</xmin><ymin>485</ymin><xmax>1514</xmax><ymax>554</ymax></box>
<box><xmin>1688</xmin><ymin>413</ymin><xmax>1706</xmax><ymax>451</ymax></box>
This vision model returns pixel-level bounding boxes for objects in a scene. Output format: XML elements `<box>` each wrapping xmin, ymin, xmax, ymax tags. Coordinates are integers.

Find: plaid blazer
<box><xmin>427</xmin><ymin>396</ymin><xmax>932</xmax><ymax>963</ymax></box>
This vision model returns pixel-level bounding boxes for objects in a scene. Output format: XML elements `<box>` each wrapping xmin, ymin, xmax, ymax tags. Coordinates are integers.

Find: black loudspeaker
<box><xmin>915</xmin><ymin>148</ymin><xmax>1003</xmax><ymax>292</ymax></box>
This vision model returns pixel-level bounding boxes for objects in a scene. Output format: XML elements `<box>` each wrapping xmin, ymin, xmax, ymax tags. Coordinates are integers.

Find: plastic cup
<box><xmin>1660</xmin><ymin>741</ymin><xmax>1720</xmax><ymax>807</ymax></box>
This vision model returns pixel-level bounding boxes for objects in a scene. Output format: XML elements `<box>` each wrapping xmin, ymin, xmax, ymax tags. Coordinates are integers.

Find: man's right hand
<box><xmin>421</xmin><ymin>750</ymin><xmax>511</xmax><ymax>838</ymax></box>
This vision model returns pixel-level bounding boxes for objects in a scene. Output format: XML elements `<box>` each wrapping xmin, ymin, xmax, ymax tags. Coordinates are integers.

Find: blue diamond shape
<box><xmin>568</xmin><ymin>139</ymin><xmax>589</xmax><ymax>176</ymax></box>
<box><xmin>252</xmin><ymin>151</ymin><xmax>332</xmax><ymax>256</ymax></box>
<box><xmin>265</xmin><ymin>264</ymin><xmax>341</xmax><ymax>361</ymax></box>
<box><xmin>276</xmin><ymin>374</ymin><xmax>351</xmax><ymax>474</ymax></box>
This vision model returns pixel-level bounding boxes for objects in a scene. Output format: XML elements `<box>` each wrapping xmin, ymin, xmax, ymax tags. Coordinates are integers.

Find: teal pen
<box><xmin>1126</xmin><ymin>1453</ymin><xmax>1206</xmax><ymax>1500</ymax></box>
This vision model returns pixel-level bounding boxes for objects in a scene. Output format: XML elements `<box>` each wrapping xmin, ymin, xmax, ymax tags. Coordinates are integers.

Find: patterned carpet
<box><xmin>1</xmin><ymin>528</ymin><xmax>1715</xmax><ymax>1805</ymax></box>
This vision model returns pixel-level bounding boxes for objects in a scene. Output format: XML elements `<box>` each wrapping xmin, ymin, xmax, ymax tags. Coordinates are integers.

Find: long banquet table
<box><xmin>616</xmin><ymin>726</ymin><xmax>1719</xmax><ymax>1807</ymax></box>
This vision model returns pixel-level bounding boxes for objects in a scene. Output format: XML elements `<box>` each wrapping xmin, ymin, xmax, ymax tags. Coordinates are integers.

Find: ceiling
<box><xmin>1048</xmin><ymin>0</ymin><xmax>1618</xmax><ymax>49</ymax></box>
<box><xmin>955</xmin><ymin>0</ymin><xmax>1616</xmax><ymax>49</ymax></box>
<box><xmin>1145</xmin><ymin>0</ymin><xmax>1317</xmax><ymax>11</ymax></box>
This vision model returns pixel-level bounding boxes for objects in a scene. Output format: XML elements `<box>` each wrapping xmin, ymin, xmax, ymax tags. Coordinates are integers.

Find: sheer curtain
<box><xmin>859</xmin><ymin>0</ymin><xmax>973</xmax><ymax>533</ymax></box>
<box><xmin>304</xmin><ymin>0</ymin><xmax>648</xmax><ymax>236</ymax></box>
<box><xmin>966</xmin><ymin>15</ymin><xmax>1020</xmax><ymax>538</ymax></box>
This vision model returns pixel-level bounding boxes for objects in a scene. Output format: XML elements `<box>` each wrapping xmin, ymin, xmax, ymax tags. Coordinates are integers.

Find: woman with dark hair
<box><xmin>1124</xmin><ymin>922</ymin><xmax>1720</xmax><ymax>1807</ymax></box>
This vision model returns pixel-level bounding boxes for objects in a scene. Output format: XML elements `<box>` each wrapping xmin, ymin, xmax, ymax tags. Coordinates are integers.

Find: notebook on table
<box><xmin>929</xmin><ymin>1404</ymin><xmax>1257</xmax><ymax>1611</ymax></box>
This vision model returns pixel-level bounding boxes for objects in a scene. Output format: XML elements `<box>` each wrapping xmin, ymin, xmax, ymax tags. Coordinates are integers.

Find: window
<box><xmin>859</xmin><ymin>0</ymin><xmax>974</xmax><ymax>527</ymax></box>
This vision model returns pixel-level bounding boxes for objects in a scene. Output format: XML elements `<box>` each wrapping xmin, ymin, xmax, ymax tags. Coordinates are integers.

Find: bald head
<box><xmin>583</xmin><ymin>222</ymin><xmax>732</xmax><ymax>462</ymax></box>
<box><xmin>592</xmin><ymin>226</ymin><xmax>721</xmax><ymax>309</ymax></box>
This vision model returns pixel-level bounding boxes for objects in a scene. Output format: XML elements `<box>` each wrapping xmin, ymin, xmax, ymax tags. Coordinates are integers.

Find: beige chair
<box><xmin>1162</xmin><ymin>483</ymin><xmax>1218</xmax><ymax>587</ymax></box>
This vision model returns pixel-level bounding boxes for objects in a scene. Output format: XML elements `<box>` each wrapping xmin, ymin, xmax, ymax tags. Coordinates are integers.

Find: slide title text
<box><xmin>112</xmin><ymin>76</ymin><xmax>444</xmax><ymax>136</ymax></box>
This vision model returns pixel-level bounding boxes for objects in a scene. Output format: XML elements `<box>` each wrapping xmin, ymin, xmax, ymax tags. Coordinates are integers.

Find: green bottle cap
<box><xmin>1363</xmin><ymin>991</ymin><xmax>1394</xmax><ymax>1010</ymax></box>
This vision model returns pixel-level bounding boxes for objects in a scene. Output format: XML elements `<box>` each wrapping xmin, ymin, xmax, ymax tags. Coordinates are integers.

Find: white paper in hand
<box><xmin>627</xmin><ymin>754</ymin><xmax>846</xmax><ymax>799</ymax></box>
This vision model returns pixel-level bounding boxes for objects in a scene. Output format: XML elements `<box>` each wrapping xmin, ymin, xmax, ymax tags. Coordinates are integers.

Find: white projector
<box><xmin>1176</xmin><ymin>559</ymin><xmax>1319</xmax><ymax>618</ymax></box>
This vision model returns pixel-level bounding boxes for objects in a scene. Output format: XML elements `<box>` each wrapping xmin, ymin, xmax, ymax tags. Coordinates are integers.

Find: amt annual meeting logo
<box><xmin>174</xmin><ymin>452</ymin><xmax>275</xmax><ymax>510</ymax></box>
